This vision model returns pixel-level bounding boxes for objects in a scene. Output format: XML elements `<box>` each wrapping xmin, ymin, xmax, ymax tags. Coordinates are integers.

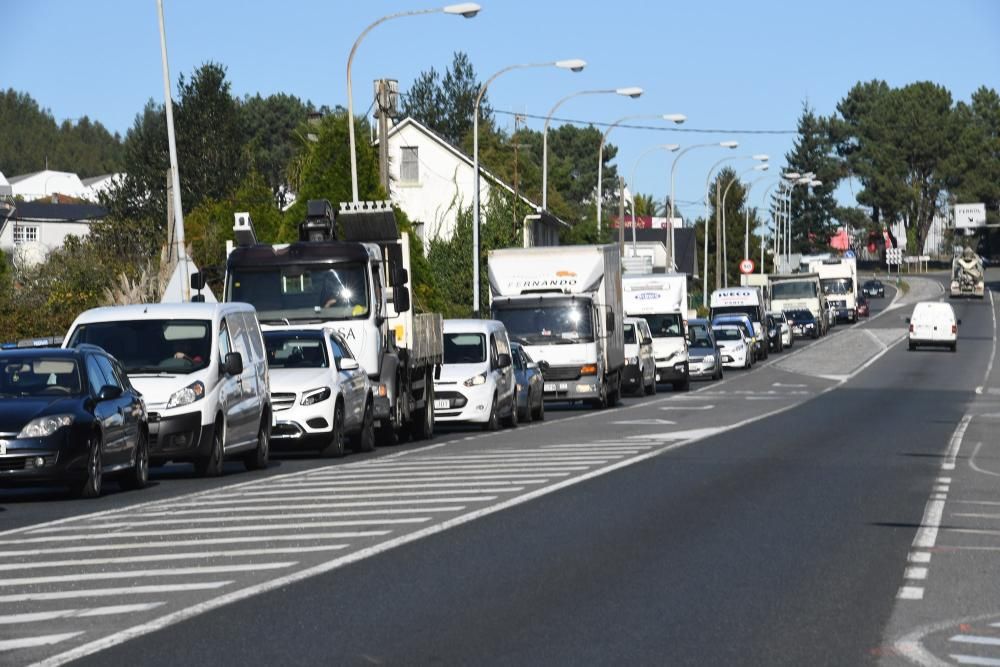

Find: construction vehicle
<box><xmin>950</xmin><ymin>247</ymin><xmax>985</xmax><ymax>299</ymax></box>
<box><xmin>220</xmin><ymin>200</ymin><xmax>443</xmax><ymax>445</ymax></box>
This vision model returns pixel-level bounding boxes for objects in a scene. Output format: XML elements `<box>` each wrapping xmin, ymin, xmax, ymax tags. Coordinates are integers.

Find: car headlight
<box><xmin>625</xmin><ymin>356</ymin><xmax>639</xmax><ymax>366</ymax></box>
<box><xmin>301</xmin><ymin>387</ymin><xmax>332</xmax><ymax>406</ymax></box>
<box><xmin>167</xmin><ymin>381</ymin><xmax>205</xmax><ymax>409</ymax></box>
<box><xmin>463</xmin><ymin>372</ymin><xmax>487</xmax><ymax>387</ymax></box>
<box><xmin>703</xmin><ymin>356</ymin><xmax>715</xmax><ymax>366</ymax></box>
<box><xmin>18</xmin><ymin>414</ymin><xmax>74</xmax><ymax>439</ymax></box>
<box><xmin>805</xmin><ymin>322</ymin><xmax>815</xmax><ymax>328</ymax></box>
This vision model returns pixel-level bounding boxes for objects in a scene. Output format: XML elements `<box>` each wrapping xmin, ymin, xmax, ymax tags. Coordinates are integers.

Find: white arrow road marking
<box><xmin>612</xmin><ymin>419</ymin><xmax>677</xmax><ymax>425</ymax></box>
<box><xmin>628</xmin><ymin>427</ymin><xmax>725</xmax><ymax>441</ymax></box>
<box><xmin>660</xmin><ymin>405</ymin><xmax>714</xmax><ymax>411</ymax></box>
<box><xmin>0</xmin><ymin>633</ymin><xmax>84</xmax><ymax>652</ymax></box>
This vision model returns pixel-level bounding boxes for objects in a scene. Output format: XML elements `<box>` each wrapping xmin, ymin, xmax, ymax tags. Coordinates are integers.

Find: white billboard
<box><xmin>954</xmin><ymin>203</ymin><xmax>987</xmax><ymax>229</ymax></box>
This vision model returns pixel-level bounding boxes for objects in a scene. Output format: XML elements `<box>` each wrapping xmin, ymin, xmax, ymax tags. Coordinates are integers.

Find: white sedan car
<box><xmin>712</xmin><ymin>325</ymin><xmax>753</xmax><ymax>369</ymax></box>
<box><xmin>770</xmin><ymin>311</ymin><xmax>793</xmax><ymax>348</ymax></box>
<box><xmin>264</xmin><ymin>328</ymin><xmax>374</xmax><ymax>457</ymax></box>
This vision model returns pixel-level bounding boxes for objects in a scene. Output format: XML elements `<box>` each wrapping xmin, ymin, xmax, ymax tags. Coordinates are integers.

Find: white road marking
<box><xmin>0</xmin><ymin>562</ymin><xmax>297</xmax><ymax>587</ymax></box>
<box><xmin>137</xmin><ymin>499</ymin><xmax>498</xmax><ymax>515</ymax></box>
<box><xmin>905</xmin><ymin>566</ymin><xmax>928</xmax><ymax>580</ymax></box>
<box><xmin>945</xmin><ymin>414</ymin><xmax>973</xmax><ymax>471</ymax></box>
<box><xmin>612</xmin><ymin>419</ymin><xmax>677</xmax><ymax>425</ymax></box>
<box><xmin>913</xmin><ymin>499</ymin><xmax>946</xmax><ymax>548</ymax></box>
<box><xmin>214</xmin><ymin>479</ymin><xmax>562</xmax><ymax>496</ymax></box>
<box><xmin>299</xmin><ymin>464</ymin><xmax>594</xmax><ymax>474</ymax></box>
<box><xmin>0</xmin><ymin>633</ymin><xmax>84</xmax><ymax>652</ymax></box>
<box><xmin>897</xmin><ymin>586</ymin><xmax>924</xmax><ymax>600</ymax></box>
<box><xmin>951</xmin><ymin>635</ymin><xmax>1000</xmax><ymax>647</ymax></box>
<box><xmin>934</xmin><ymin>485</ymin><xmax>950</xmax><ymax>493</ymax></box>
<box><xmin>628</xmin><ymin>427</ymin><xmax>725</xmax><ymax>441</ymax></box>
<box><xmin>937</xmin><ymin>477</ymin><xmax>953</xmax><ymax>484</ymax></box>
<box><xmin>908</xmin><ymin>552</ymin><xmax>932</xmax><ymax>563</ymax></box>
<box><xmin>771</xmin><ymin>382</ymin><xmax>807</xmax><ymax>388</ymax></box>
<box><xmin>950</xmin><ymin>655</ymin><xmax>1000</xmax><ymax>666</ymax></box>
<box><xmin>0</xmin><ymin>604</ymin><xmax>165</xmax><ymax>625</ymax></box>
<box><xmin>660</xmin><ymin>405</ymin><xmax>714</xmax><ymax>410</ymax></box>
<box><xmin>969</xmin><ymin>441</ymin><xmax>1000</xmax><ymax>478</ymax></box>
<box><xmin>169</xmin><ymin>490</ymin><xmax>519</xmax><ymax>506</ymax></box>
<box><xmin>2</xmin><ymin>547</ymin><xmax>347</xmax><ymax>571</ymax></box>
<box><xmin>952</xmin><ymin>513</ymin><xmax>1000</xmax><ymax>519</ymax></box>
<box><xmin>0</xmin><ymin>534</ymin><xmax>365</xmax><ymax>558</ymax></box>
<box><xmin>0</xmin><ymin>582</ymin><xmax>232</xmax><ymax>603</ymax></box>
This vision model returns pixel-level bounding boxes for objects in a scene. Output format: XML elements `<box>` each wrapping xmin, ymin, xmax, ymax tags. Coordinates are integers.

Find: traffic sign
<box><xmin>885</xmin><ymin>248</ymin><xmax>903</xmax><ymax>265</ymax></box>
<box><xmin>844</xmin><ymin>249</ymin><xmax>855</xmax><ymax>259</ymax></box>
<box><xmin>739</xmin><ymin>258</ymin><xmax>755</xmax><ymax>274</ymax></box>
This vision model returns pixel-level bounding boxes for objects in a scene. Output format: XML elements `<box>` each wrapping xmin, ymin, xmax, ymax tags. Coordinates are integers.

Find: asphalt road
<box><xmin>8</xmin><ymin>274</ymin><xmax>1000</xmax><ymax>666</ymax></box>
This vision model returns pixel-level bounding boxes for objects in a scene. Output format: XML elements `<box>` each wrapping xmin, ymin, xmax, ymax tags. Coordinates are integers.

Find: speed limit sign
<box><xmin>739</xmin><ymin>258</ymin><xmax>755</xmax><ymax>274</ymax></box>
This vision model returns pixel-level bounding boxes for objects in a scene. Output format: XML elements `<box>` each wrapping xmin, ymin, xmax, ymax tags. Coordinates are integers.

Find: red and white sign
<box><xmin>739</xmin><ymin>258</ymin><xmax>755</xmax><ymax>274</ymax></box>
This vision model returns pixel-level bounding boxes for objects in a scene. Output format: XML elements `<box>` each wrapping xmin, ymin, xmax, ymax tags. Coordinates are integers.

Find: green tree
<box><xmin>695</xmin><ymin>167</ymin><xmax>765</xmax><ymax>290</ymax></box>
<box><xmin>945</xmin><ymin>86</ymin><xmax>1000</xmax><ymax>246</ymax></box>
<box><xmin>784</xmin><ymin>102</ymin><xmax>842</xmax><ymax>253</ymax></box>
<box><xmin>240</xmin><ymin>92</ymin><xmax>314</xmax><ymax>189</ymax></box>
<box><xmin>403</xmin><ymin>52</ymin><xmax>489</xmax><ymax>147</ymax></box>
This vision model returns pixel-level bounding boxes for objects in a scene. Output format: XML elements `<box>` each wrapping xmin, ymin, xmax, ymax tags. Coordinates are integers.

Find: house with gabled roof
<box><xmin>379</xmin><ymin>116</ymin><xmax>567</xmax><ymax>251</ymax></box>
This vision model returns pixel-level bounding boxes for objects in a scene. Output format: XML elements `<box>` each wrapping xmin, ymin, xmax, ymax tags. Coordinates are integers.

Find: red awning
<box><xmin>829</xmin><ymin>228</ymin><xmax>850</xmax><ymax>250</ymax></box>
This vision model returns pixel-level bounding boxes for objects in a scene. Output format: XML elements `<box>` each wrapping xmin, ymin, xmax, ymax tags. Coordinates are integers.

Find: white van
<box><xmin>64</xmin><ymin>303</ymin><xmax>272</xmax><ymax>475</ymax></box>
<box><xmin>434</xmin><ymin>319</ymin><xmax>517</xmax><ymax>430</ymax></box>
<box><xmin>907</xmin><ymin>302</ymin><xmax>960</xmax><ymax>352</ymax></box>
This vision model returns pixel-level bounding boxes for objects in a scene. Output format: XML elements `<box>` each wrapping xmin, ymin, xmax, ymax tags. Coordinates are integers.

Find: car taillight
<box><xmin>909</xmin><ymin>324</ymin><xmax>914</xmax><ymax>333</ymax></box>
<box><xmin>952</xmin><ymin>324</ymin><xmax>957</xmax><ymax>334</ymax></box>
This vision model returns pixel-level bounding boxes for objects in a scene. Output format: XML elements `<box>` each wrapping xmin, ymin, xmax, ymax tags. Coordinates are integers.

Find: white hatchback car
<box><xmin>434</xmin><ymin>319</ymin><xmax>517</xmax><ymax>430</ymax></box>
<box><xmin>712</xmin><ymin>325</ymin><xmax>752</xmax><ymax>369</ymax></box>
<box><xmin>907</xmin><ymin>302</ymin><xmax>960</xmax><ymax>352</ymax></box>
<box><xmin>264</xmin><ymin>328</ymin><xmax>374</xmax><ymax>457</ymax></box>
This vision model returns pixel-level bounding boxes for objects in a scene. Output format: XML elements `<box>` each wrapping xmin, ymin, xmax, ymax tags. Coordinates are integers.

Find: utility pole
<box><xmin>513</xmin><ymin>113</ymin><xmax>524</xmax><ymax>236</ymax></box>
<box><xmin>715</xmin><ymin>179</ymin><xmax>723</xmax><ymax>290</ymax></box>
<box><xmin>166</xmin><ymin>169</ymin><xmax>175</xmax><ymax>262</ymax></box>
<box><xmin>374</xmin><ymin>79</ymin><xmax>398</xmax><ymax>196</ymax></box>
<box><xmin>618</xmin><ymin>177</ymin><xmax>626</xmax><ymax>256</ymax></box>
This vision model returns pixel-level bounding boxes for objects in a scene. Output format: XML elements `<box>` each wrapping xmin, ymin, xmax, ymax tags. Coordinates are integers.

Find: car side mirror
<box><xmin>904</xmin><ymin>317</ymin><xmax>911</xmax><ymax>324</ymax></box>
<box><xmin>497</xmin><ymin>353</ymin><xmax>512</xmax><ymax>369</ymax></box>
<box><xmin>538</xmin><ymin>360</ymin><xmax>550</xmax><ymax>372</ymax></box>
<box><xmin>97</xmin><ymin>385</ymin><xmax>123</xmax><ymax>401</ymax></box>
<box><xmin>957</xmin><ymin>319</ymin><xmax>962</xmax><ymax>326</ymax></box>
<box><xmin>223</xmin><ymin>351</ymin><xmax>243</xmax><ymax>376</ymax></box>
<box><xmin>339</xmin><ymin>358</ymin><xmax>360</xmax><ymax>371</ymax></box>
<box><xmin>642</xmin><ymin>337</ymin><xmax>653</xmax><ymax>346</ymax></box>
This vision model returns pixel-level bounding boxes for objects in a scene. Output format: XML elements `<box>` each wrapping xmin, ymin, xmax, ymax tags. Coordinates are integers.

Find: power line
<box><xmin>492</xmin><ymin>108</ymin><xmax>797</xmax><ymax>135</ymax></box>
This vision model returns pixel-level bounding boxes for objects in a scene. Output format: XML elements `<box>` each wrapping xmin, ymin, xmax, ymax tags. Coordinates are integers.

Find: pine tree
<box><xmin>784</xmin><ymin>102</ymin><xmax>841</xmax><ymax>253</ymax></box>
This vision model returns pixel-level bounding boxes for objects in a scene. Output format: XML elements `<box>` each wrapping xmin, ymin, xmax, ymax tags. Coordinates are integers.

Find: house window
<box><xmin>12</xmin><ymin>224</ymin><xmax>39</xmax><ymax>245</ymax></box>
<box><xmin>401</xmin><ymin>146</ymin><xmax>419</xmax><ymax>184</ymax></box>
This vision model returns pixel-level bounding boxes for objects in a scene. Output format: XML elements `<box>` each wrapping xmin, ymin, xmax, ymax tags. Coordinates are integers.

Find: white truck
<box><xmin>950</xmin><ymin>247</ymin><xmax>985</xmax><ymax>298</ymax></box>
<box><xmin>622</xmin><ymin>273</ymin><xmax>690</xmax><ymax>391</ymax></box>
<box><xmin>809</xmin><ymin>257</ymin><xmax>858</xmax><ymax>323</ymax></box>
<box><xmin>768</xmin><ymin>273</ymin><xmax>828</xmax><ymax>335</ymax></box>
<box><xmin>709</xmin><ymin>286</ymin><xmax>768</xmax><ymax>360</ymax></box>
<box><xmin>221</xmin><ymin>200</ymin><xmax>443</xmax><ymax>446</ymax></box>
<box><xmin>488</xmin><ymin>244</ymin><xmax>625</xmax><ymax>409</ymax></box>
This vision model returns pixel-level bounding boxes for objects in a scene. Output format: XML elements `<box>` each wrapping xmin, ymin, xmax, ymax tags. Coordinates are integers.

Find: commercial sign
<box><xmin>954</xmin><ymin>203</ymin><xmax>987</xmax><ymax>229</ymax></box>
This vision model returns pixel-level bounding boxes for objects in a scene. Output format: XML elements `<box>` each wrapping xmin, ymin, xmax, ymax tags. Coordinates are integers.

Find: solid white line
<box><xmin>208</xmin><ymin>478</ymin><xmax>562</xmax><ymax>495</ymax></box>
<box><xmin>0</xmin><ymin>562</ymin><xmax>297</xmax><ymax>587</ymax></box>
<box><xmin>897</xmin><ymin>586</ymin><xmax>924</xmax><ymax>600</ymax></box>
<box><xmin>0</xmin><ymin>582</ymin><xmax>231</xmax><ymax>603</ymax></box>
<box><xmin>913</xmin><ymin>499</ymin><xmax>945</xmax><ymax>548</ymax></box>
<box><xmin>0</xmin><ymin>534</ymin><xmax>365</xmax><ymax>558</ymax></box>
<box><xmin>137</xmin><ymin>499</ymin><xmax>497</xmax><ymax>515</ymax></box>
<box><xmin>38</xmin><ymin>508</ymin><xmax>463</xmax><ymax>531</ymax></box>
<box><xmin>977</xmin><ymin>289</ymin><xmax>998</xmax><ymax>395</ymax></box>
<box><xmin>3</xmin><ymin>546</ymin><xmax>348</xmax><ymax>571</ymax></box>
<box><xmin>166</xmin><ymin>490</ymin><xmax>518</xmax><ymax>507</ymax></box>
<box><xmin>905</xmin><ymin>566</ymin><xmax>928</xmax><ymax>580</ymax></box>
<box><xmin>954</xmin><ymin>513</ymin><xmax>1000</xmax><ymax>519</ymax></box>
<box><xmin>908</xmin><ymin>552</ymin><xmax>932</xmax><ymax>564</ymax></box>
<box><xmin>944</xmin><ymin>414</ymin><xmax>973</xmax><ymax>471</ymax></box>
<box><xmin>211</xmin><ymin>481</ymin><xmax>544</xmax><ymax>494</ymax></box>
<box><xmin>951</xmin><ymin>635</ymin><xmax>1000</xmax><ymax>647</ymax></box>
<box><xmin>284</xmin><ymin>464</ymin><xmax>593</xmax><ymax>475</ymax></box>
<box><xmin>0</xmin><ymin>633</ymin><xmax>83</xmax><ymax>652</ymax></box>
<box><xmin>6</xmin><ymin>521</ymin><xmax>424</xmax><ymax>544</ymax></box>
<box><xmin>950</xmin><ymin>655</ymin><xmax>1000</xmax><ymax>666</ymax></box>
<box><xmin>0</xmin><ymin>603</ymin><xmax>166</xmax><ymax>625</ymax></box>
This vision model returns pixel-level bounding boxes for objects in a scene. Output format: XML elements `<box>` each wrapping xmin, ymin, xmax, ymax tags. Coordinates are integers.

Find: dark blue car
<box><xmin>511</xmin><ymin>342</ymin><xmax>545</xmax><ymax>422</ymax></box>
<box><xmin>0</xmin><ymin>345</ymin><xmax>148</xmax><ymax>497</ymax></box>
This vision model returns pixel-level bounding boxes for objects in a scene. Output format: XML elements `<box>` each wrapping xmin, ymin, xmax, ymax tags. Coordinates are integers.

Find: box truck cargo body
<box><xmin>489</xmin><ymin>245</ymin><xmax>624</xmax><ymax>408</ymax></box>
<box><xmin>622</xmin><ymin>273</ymin><xmax>690</xmax><ymax>390</ymax></box>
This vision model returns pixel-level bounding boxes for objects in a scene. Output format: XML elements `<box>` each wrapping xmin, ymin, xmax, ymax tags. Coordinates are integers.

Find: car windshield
<box><xmin>688</xmin><ymin>326</ymin><xmax>715</xmax><ymax>349</ymax></box>
<box><xmin>771</xmin><ymin>281</ymin><xmax>818</xmax><ymax>299</ymax></box>
<box><xmin>228</xmin><ymin>264</ymin><xmax>370</xmax><ymax>323</ymax></box>
<box><xmin>642</xmin><ymin>313</ymin><xmax>684</xmax><ymax>338</ymax></box>
<box><xmin>264</xmin><ymin>333</ymin><xmax>328</xmax><ymax>368</ymax></box>
<box><xmin>493</xmin><ymin>303</ymin><xmax>594</xmax><ymax>345</ymax></box>
<box><xmin>785</xmin><ymin>310</ymin><xmax>814</xmax><ymax>322</ymax></box>
<box><xmin>713</xmin><ymin>328</ymin><xmax>742</xmax><ymax>342</ymax></box>
<box><xmin>623</xmin><ymin>323</ymin><xmax>637</xmax><ymax>344</ymax></box>
<box><xmin>444</xmin><ymin>333</ymin><xmax>487</xmax><ymax>364</ymax></box>
<box><xmin>821</xmin><ymin>278</ymin><xmax>853</xmax><ymax>295</ymax></box>
<box><xmin>0</xmin><ymin>357</ymin><xmax>83</xmax><ymax>397</ymax></box>
<box><xmin>68</xmin><ymin>320</ymin><xmax>212</xmax><ymax>374</ymax></box>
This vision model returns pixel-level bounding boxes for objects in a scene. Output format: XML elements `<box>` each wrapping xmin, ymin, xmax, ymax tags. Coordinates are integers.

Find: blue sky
<box><xmin>5</xmin><ymin>0</ymin><xmax>999</xmax><ymax>218</ymax></box>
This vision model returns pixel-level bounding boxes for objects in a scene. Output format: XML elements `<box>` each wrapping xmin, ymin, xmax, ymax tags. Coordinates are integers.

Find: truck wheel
<box><xmin>590</xmin><ymin>381</ymin><xmax>608</xmax><ymax>410</ymax></box>
<box><xmin>412</xmin><ymin>376</ymin><xmax>435</xmax><ymax>441</ymax></box>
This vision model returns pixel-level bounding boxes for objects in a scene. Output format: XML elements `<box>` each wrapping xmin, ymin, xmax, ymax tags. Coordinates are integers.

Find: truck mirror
<box><xmin>392</xmin><ymin>267</ymin><xmax>409</xmax><ymax>286</ymax></box>
<box><xmin>191</xmin><ymin>294</ymin><xmax>206</xmax><ymax>303</ymax></box>
<box><xmin>393</xmin><ymin>286</ymin><xmax>411</xmax><ymax>313</ymax></box>
<box><xmin>606</xmin><ymin>312</ymin><xmax>615</xmax><ymax>331</ymax></box>
<box><xmin>190</xmin><ymin>272</ymin><xmax>206</xmax><ymax>290</ymax></box>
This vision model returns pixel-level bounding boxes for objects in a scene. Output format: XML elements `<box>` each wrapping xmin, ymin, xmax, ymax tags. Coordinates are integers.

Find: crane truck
<box><xmin>220</xmin><ymin>200</ymin><xmax>443</xmax><ymax>446</ymax></box>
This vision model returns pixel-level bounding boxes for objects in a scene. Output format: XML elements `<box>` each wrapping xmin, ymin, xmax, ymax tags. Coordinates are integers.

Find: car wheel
<box><xmin>244</xmin><ymin>417</ymin><xmax>270</xmax><ymax>471</ymax></box>
<box><xmin>908</xmin><ymin>341</ymin><xmax>916</xmax><ymax>351</ymax></box>
<box><xmin>503</xmin><ymin>395</ymin><xmax>519</xmax><ymax>428</ymax></box>
<box><xmin>951</xmin><ymin>342</ymin><xmax>957</xmax><ymax>353</ymax></box>
<box><xmin>355</xmin><ymin>400</ymin><xmax>376</xmax><ymax>453</ymax></box>
<box><xmin>194</xmin><ymin>422</ymin><xmax>225</xmax><ymax>477</ymax></box>
<box><xmin>320</xmin><ymin>401</ymin><xmax>347</xmax><ymax>458</ymax></box>
<box><xmin>532</xmin><ymin>392</ymin><xmax>545</xmax><ymax>421</ymax></box>
<box><xmin>644</xmin><ymin>373</ymin><xmax>655</xmax><ymax>395</ymax></box>
<box><xmin>75</xmin><ymin>433</ymin><xmax>103</xmax><ymax>498</ymax></box>
<box><xmin>483</xmin><ymin>394</ymin><xmax>501</xmax><ymax>431</ymax></box>
<box><xmin>521</xmin><ymin>392</ymin><xmax>533</xmax><ymax>423</ymax></box>
<box><xmin>120</xmin><ymin>429</ymin><xmax>149</xmax><ymax>491</ymax></box>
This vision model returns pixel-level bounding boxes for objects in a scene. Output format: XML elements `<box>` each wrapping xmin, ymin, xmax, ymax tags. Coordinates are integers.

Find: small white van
<box><xmin>434</xmin><ymin>319</ymin><xmax>517</xmax><ymax>430</ymax></box>
<box><xmin>64</xmin><ymin>303</ymin><xmax>272</xmax><ymax>475</ymax></box>
<box><xmin>907</xmin><ymin>301</ymin><xmax>960</xmax><ymax>352</ymax></box>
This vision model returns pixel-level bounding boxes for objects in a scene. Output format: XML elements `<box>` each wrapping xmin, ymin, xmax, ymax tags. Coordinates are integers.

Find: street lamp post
<box><xmin>542</xmin><ymin>87</ymin><xmax>643</xmax><ymax>211</ymax></box>
<box><xmin>699</xmin><ymin>145</ymin><xmax>743</xmax><ymax>306</ymax></box>
<box><xmin>668</xmin><ymin>141</ymin><xmax>737</xmax><ymax>271</ymax></box>
<box><xmin>742</xmin><ymin>172</ymin><xmax>773</xmax><ymax>266</ymax></box>
<box><xmin>759</xmin><ymin>179</ymin><xmax>783</xmax><ymax>272</ymax></box>
<box><xmin>472</xmin><ymin>58</ymin><xmax>586</xmax><ymax>314</ymax></box>
<box><xmin>627</xmin><ymin>143</ymin><xmax>679</xmax><ymax>256</ymax></box>
<box><xmin>346</xmin><ymin>3</ymin><xmax>481</xmax><ymax>204</ymax></box>
<box><xmin>720</xmin><ymin>161</ymin><xmax>769</xmax><ymax>286</ymax></box>
<box><xmin>784</xmin><ymin>173</ymin><xmax>814</xmax><ymax>266</ymax></box>
<box><xmin>596</xmin><ymin>113</ymin><xmax>686</xmax><ymax>233</ymax></box>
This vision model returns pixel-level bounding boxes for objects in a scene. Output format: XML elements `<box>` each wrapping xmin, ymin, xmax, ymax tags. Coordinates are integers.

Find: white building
<box><xmin>381</xmin><ymin>117</ymin><xmax>566</xmax><ymax>249</ymax></box>
<box><xmin>7</xmin><ymin>169</ymin><xmax>89</xmax><ymax>201</ymax></box>
<box><xmin>81</xmin><ymin>173</ymin><xmax>124</xmax><ymax>202</ymax></box>
<box><xmin>0</xmin><ymin>201</ymin><xmax>106</xmax><ymax>263</ymax></box>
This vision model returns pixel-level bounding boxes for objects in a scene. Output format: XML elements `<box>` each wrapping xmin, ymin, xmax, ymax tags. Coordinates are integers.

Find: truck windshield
<box><xmin>771</xmin><ymin>282</ymin><xmax>817</xmax><ymax>299</ymax></box>
<box><xmin>68</xmin><ymin>320</ymin><xmax>212</xmax><ymax>374</ymax></box>
<box><xmin>641</xmin><ymin>313</ymin><xmax>684</xmax><ymax>338</ymax></box>
<box><xmin>228</xmin><ymin>265</ymin><xmax>370</xmax><ymax>322</ymax></box>
<box><xmin>493</xmin><ymin>303</ymin><xmax>595</xmax><ymax>345</ymax></box>
<box><xmin>623</xmin><ymin>323</ymin><xmax>637</xmax><ymax>344</ymax></box>
<box><xmin>820</xmin><ymin>278</ymin><xmax>853</xmax><ymax>295</ymax></box>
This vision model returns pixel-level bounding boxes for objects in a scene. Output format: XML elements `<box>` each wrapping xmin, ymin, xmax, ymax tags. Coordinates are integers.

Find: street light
<box><xmin>720</xmin><ymin>163</ymin><xmax>769</xmax><ymax>286</ymax></box>
<box><xmin>596</xmin><ymin>113</ymin><xmax>687</xmax><ymax>233</ymax></box>
<box><xmin>346</xmin><ymin>3</ymin><xmax>481</xmax><ymax>203</ymax></box>
<box><xmin>542</xmin><ymin>87</ymin><xmax>643</xmax><ymax>211</ymax></box>
<box><xmin>627</xmin><ymin>143</ymin><xmax>680</xmax><ymax>256</ymax></box>
<box><xmin>471</xmin><ymin>58</ymin><xmax>586</xmax><ymax>314</ymax></box>
<box><xmin>781</xmin><ymin>174</ymin><xmax>815</xmax><ymax>268</ymax></box>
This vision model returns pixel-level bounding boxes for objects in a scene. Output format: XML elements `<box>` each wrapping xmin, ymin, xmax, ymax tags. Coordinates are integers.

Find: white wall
<box><xmin>0</xmin><ymin>220</ymin><xmax>92</xmax><ymax>256</ymax></box>
<box><xmin>10</xmin><ymin>170</ymin><xmax>87</xmax><ymax>201</ymax></box>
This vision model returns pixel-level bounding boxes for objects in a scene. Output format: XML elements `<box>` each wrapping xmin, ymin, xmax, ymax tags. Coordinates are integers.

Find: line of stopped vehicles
<box><xmin>5</xmin><ymin>200</ymin><xmax>939</xmax><ymax>499</ymax></box>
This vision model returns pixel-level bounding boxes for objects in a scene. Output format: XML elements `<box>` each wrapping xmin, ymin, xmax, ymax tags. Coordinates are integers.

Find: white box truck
<box><xmin>809</xmin><ymin>257</ymin><xmax>858</xmax><ymax>323</ymax></box>
<box><xmin>489</xmin><ymin>244</ymin><xmax>625</xmax><ymax>409</ymax></box>
<box><xmin>768</xmin><ymin>273</ymin><xmax>828</xmax><ymax>335</ymax></box>
<box><xmin>622</xmin><ymin>273</ymin><xmax>690</xmax><ymax>391</ymax></box>
<box><xmin>709</xmin><ymin>286</ymin><xmax>768</xmax><ymax>360</ymax></box>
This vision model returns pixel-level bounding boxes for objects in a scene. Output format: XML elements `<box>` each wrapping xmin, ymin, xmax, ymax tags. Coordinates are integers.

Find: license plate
<box><xmin>433</xmin><ymin>399</ymin><xmax>450</xmax><ymax>410</ymax></box>
<box><xmin>544</xmin><ymin>383</ymin><xmax>568</xmax><ymax>392</ymax></box>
